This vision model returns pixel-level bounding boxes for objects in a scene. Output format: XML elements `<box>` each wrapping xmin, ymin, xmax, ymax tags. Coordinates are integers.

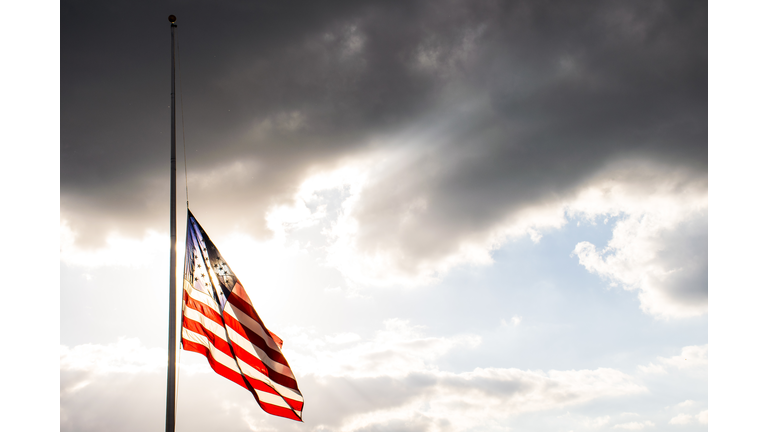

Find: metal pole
<box><xmin>166</xmin><ymin>14</ymin><xmax>178</xmax><ymax>432</ymax></box>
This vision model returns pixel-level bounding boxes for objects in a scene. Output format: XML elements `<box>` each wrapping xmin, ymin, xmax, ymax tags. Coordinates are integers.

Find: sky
<box><xmin>26</xmin><ymin>0</ymin><xmax>758</xmax><ymax>430</ymax></box>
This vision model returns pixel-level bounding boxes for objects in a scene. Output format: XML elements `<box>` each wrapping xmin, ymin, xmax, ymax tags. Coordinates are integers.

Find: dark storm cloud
<box><xmin>62</xmin><ymin>0</ymin><xmax>706</xmax><ymax>249</ymax></box>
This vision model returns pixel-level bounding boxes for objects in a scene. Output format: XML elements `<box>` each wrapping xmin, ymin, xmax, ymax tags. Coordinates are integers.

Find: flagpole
<box><xmin>166</xmin><ymin>14</ymin><xmax>178</xmax><ymax>432</ymax></box>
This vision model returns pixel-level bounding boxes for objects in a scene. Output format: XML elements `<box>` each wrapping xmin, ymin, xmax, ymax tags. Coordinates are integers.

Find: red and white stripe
<box><xmin>181</xmin><ymin>278</ymin><xmax>304</xmax><ymax>421</ymax></box>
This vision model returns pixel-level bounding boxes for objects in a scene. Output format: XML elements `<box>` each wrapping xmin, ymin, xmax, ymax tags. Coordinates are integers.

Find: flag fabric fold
<box><xmin>181</xmin><ymin>210</ymin><xmax>304</xmax><ymax>421</ymax></box>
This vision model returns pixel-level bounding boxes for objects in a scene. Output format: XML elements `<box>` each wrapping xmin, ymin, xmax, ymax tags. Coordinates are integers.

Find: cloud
<box><xmin>613</xmin><ymin>421</ymin><xmax>655</xmax><ymax>430</ymax></box>
<box><xmin>60</xmin><ymin>3</ymin><xmax>707</xmax><ymax>429</ymax></box>
<box><xmin>669</xmin><ymin>413</ymin><xmax>692</xmax><ymax>425</ymax></box>
<box><xmin>62</xmin><ymin>1</ymin><xmax>706</xmax><ymax>322</ymax></box>
<box><xmin>62</xmin><ymin>2</ymin><xmax>706</xmax><ymax>294</ymax></box>
<box><xmin>669</xmin><ymin>407</ymin><xmax>707</xmax><ymax>426</ymax></box>
<box><xmin>60</xmin><ymin>338</ymin><xmax>167</xmax><ymax>432</ymax></box>
<box><xmin>60</xmin><ymin>371</ymin><xmax>166</xmax><ymax>432</ymax></box>
<box><xmin>283</xmin><ymin>318</ymin><xmax>481</xmax><ymax>378</ymax></box>
<box><xmin>305</xmin><ymin>362</ymin><xmax>644</xmax><ymax>432</ymax></box>
<box><xmin>63</xmin><ymin>151</ymin><xmax>707</xmax><ymax>324</ymax></box>
<box><xmin>60</xmin><ymin>337</ymin><xmax>165</xmax><ymax>376</ymax></box>
<box><xmin>556</xmin><ymin>412</ymin><xmax>612</xmax><ymax>429</ymax></box>
<box><xmin>571</xmin><ymin>167</ymin><xmax>708</xmax><ymax>318</ymax></box>
<box><xmin>583</xmin><ymin>415</ymin><xmax>611</xmax><ymax>428</ymax></box>
<box><xmin>61</xmin><ymin>322</ymin><xmax>646</xmax><ymax>432</ymax></box>
<box><xmin>639</xmin><ymin>344</ymin><xmax>708</xmax><ymax>374</ymax></box>
<box><xmin>696</xmin><ymin>410</ymin><xmax>708</xmax><ymax>425</ymax></box>
<box><xmin>60</xmin><ymin>219</ymin><xmax>166</xmax><ymax>268</ymax></box>
<box><xmin>308</xmin><ymin>157</ymin><xmax>706</xmax><ymax>320</ymax></box>
<box><xmin>325</xmin><ymin>332</ymin><xmax>362</xmax><ymax>344</ymax></box>
<box><xmin>281</xmin><ymin>319</ymin><xmax>645</xmax><ymax>431</ymax></box>
<box><xmin>60</xmin><ymin>338</ymin><xmax>212</xmax><ymax>386</ymax></box>
<box><xmin>660</xmin><ymin>345</ymin><xmax>708</xmax><ymax>368</ymax></box>
<box><xmin>637</xmin><ymin>362</ymin><xmax>667</xmax><ymax>375</ymax></box>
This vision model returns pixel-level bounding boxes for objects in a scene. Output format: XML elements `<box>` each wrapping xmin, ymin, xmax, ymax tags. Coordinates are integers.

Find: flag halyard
<box><xmin>181</xmin><ymin>210</ymin><xmax>304</xmax><ymax>421</ymax></box>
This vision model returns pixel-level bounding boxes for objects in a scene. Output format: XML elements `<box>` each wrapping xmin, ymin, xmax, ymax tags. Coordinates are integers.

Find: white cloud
<box><xmin>263</xmin><ymin>166</ymin><xmax>366</xmax><ymax>240</ymax></box>
<box><xmin>557</xmin><ymin>413</ymin><xmax>612</xmax><ymax>429</ymax></box>
<box><xmin>264</xmin><ymin>197</ymin><xmax>324</xmax><ymax>239</ymax></box>
<box><xmin>569</xmin><ymin>164</ymin><xmax>708</xmax><ymax>319</ymax></box>
<box><xmin>637</xmin><ymin>362</ymin><xmax>667</xmax><ymax>375</ymax></box>
<box><xmin>613</xmin><ymin>421</ymin><xmax>655</xmax><ymax>430</ymax></box>
<box><xmin>696</xmin><ymin>410</ymin><xmax>708</xmax><ymax>424</ymax></box>
<box><xmin>640</xmin><ymin>344</ymin><xmax>707</xmax><ymax>374</ymax></box>
<box><xmin>669</xmin><ymin>413</ymin><xmax>692</xmax><ymax>425</ymax></box>
<box><xmin>660</xmin><ymin>345</ymin><xmax>708</xmax><ymax>369</ymax></box>
<box><xmin>501</xmin><ymin>315</ymin><xmax>522</xmax><ymax>327</ymax></box>
<box><xmin>583</xmin><ymin>415</ymin><xmax>611</xmax><ymax>428</ymax></box>
<box><xmin>325</xmin><ymin>332</ymin><xmax>362</xmax><ymax>344</ymax></box>
<box><xmin>588</xmin><ymin>416</ymin><xmax>612</xmax><ymax>428</ymax></box>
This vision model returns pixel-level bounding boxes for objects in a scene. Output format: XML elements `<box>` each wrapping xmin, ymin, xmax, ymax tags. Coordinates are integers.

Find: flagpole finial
<box><xmin>169</xmin><ymin>15</ymin><xmax>177</xmax><ymax>23</ymax></box>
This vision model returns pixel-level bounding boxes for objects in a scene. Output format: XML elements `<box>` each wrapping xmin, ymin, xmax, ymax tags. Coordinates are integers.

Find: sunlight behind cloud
<box><xmin>59</xmin><ymin>1</ymin><xmax>710</xmax><ymax>430</ymax></box>
<box><xmin>59</xmin><ymin>320</ymin><xmax>649</xmax><ymax>432</ymax></box>
<box><xmin>277</xmin><ymin>320</ymin><xmax>646</xmax><ymax>432</ymax></box>
<box><xmin>263</xmin><ymin>152</ymin><xmax>707</xmax><ymax>321</ymax></box>
<box><xmin>283</xmin><ymin>318</ymin><xmax>480</xmax><ymax>378</ymax></box>
<box><xmin>60</xmin><ymin>337</ymin><xmax>165</xmax><ymax>375</ymax></box>
<box><xmin>60</xmin><ymin>220</ymin><xmax>166</xmax><ymax>268</ymax></box>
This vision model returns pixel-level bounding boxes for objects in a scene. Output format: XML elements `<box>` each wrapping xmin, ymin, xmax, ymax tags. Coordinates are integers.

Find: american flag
<box><xmin>181</xmin><ymin>210</ymin><xmax>304</xmax><ymax>421</ymax></box>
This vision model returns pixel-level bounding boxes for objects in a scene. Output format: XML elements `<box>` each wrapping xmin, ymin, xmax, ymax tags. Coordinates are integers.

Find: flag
<box><xmin>181</xmin><ymin>210</ymin><xmax>304</xmax><ymax>421</ymax></box>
